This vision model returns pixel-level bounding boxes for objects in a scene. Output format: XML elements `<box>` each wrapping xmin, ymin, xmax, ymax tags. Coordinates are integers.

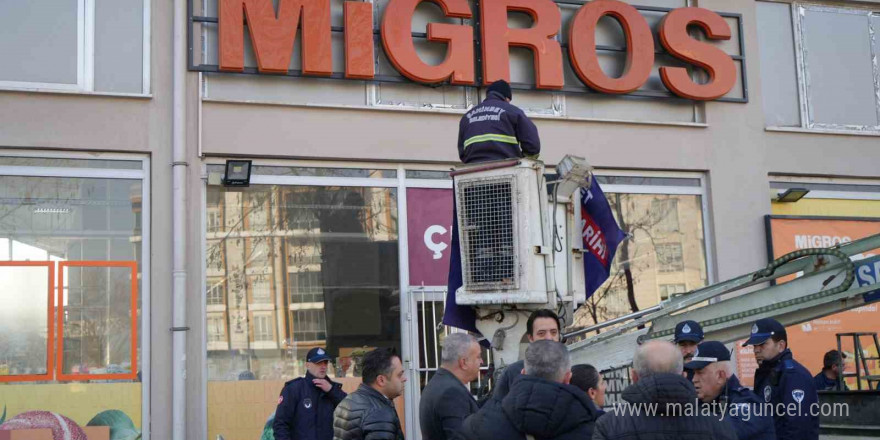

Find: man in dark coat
<box><xmin>490</xmin><ymin>309</ymin><xmax>561</xmax><ymax>402</ymax></box>
<box><xmin>333</xmin><ymin>348</ymin><xmax>406</xmax><ymax>440</ymax></box>
<box><xmin>674</xmin><ymin>320</ymin><xmax>704</xmax><ymax>382</ymax></box>
<box><xmin>592</xmin><ymin>340</ymin><xmax>736</xmax><ymax>440</ymax></box>
<box><xmin>419</xmin><ymin>333</ymin><xmax>482</xmax><ymax>440</ymax></box>
<box><xmin>462</xmin><ymin>340</ymin><xmax>598</xmax><ymax>440</ymax></box>
<box><xmin>274</xmin><ymin>347</ymin><xmax>347</xmax><ymax>440</ymax></box>
<box><xmin>744</xmin><ymin>318</ymin><xmax>819</xmax><ymax>440</ymax></box>
<box><xmin>813</xmin><ymin>349</ymin><xmax>848</xmax><ymax>391</ymax></box>
<box><xmin>457</xmin><ymin>80</ymin><xmax>540</xmax><ymax>164</ymax></box>
<box><xmin>686</xmin><ymin>341</ymin><xmax>776</xmax><ymax>440</ymax></box>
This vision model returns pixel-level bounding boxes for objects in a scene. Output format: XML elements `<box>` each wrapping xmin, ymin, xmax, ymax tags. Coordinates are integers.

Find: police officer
<box><xmin>274</xmin><ymin>347</ymin><xmax>347</xmax><ymax>440</ymax></box>
<box><xmin>457</xmin><ymin>80</ymin><xmax>540</xmax><ymax>164</ymax></box>
<box><xmin>686</xmin><ymin>341</ymin><xmax>775</xmax><ymax>440</ymax></box>
<box><xmin>674</xmin><ymin>320</ymin><xmax>704</xmax><ymax>381</ymax></box>
<box><xmin>743</xmin><ymin>318</ymin><xmax>818</xmax><ymax>440</ymax></box>
<box><xmin>813</xmin><ymin>349</ymin><xmax>848</xmax><ymax>391</ymax></box>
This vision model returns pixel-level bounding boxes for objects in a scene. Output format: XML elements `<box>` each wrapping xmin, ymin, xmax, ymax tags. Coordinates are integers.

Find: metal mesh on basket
<box><xmin>457</xmin><ymin>177</ymin><xmax>518</xmax><ymax>290</ymax></box>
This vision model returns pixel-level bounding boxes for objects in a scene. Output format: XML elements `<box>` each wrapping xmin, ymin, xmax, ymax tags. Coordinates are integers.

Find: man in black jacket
<box><xmin>462</xmin><ymin>340</ymin><xmax>598</xmax><ymax>440</ymax></box>
<box><xmin>333</xmin><ymin>347</ymin><xmax>406</xmax><ymax>440</ymax></box>
<box><xmin>457</xmin><ymin>80</ymin><xmax>540</xmax><ymax>164</ymax></box>
<box><xmin>592</xmin><ymin>340</ymin><xmax>736</xmax><ymax>440</ymax></box>
<box><xmin>274</xmin><ymin>347</ymin><xmax>347</xmax><ymax>440</ymax></box>
<box><xmin>420</xmin><ymin>333</ymin><xmax>482</xmax><ymax>440</ymax></box>
<box><xmin>490</xmin><ymin>309</ymin><xmax>561</xmax><ymax>402</ymax></box>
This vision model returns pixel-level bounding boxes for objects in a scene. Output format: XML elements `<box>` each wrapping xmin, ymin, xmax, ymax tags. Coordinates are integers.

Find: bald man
<box><xmin>592</xmin><ymin>340</ymin><xmax>735</xmax><ymax>440</ymax></box>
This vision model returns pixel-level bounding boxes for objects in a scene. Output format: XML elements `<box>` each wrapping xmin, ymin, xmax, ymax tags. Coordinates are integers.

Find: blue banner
<box><xmin>580</xmin><ymin>181</ymin><xmax>627</xmax><ymax>298</ymax></box>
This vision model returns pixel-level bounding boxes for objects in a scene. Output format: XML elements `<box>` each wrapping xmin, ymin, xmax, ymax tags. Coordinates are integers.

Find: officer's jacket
<box><xmin>753</xmin><ymin>349</ymin><xmax>819</xmax><ymax>440</ymax></box>
<box><xmin>457</xmin><ymin>92</ymin><xmax>540</xmax><ymax>164</ymax></box>
<box><xmin>273</xmin><ymin>371</ymin><xmax>347</xmax><ymax>440</ymax></box>
<box><xmin>708</xmin><ymin>375</ymin><xmax>775</xmax><ymax>440</ymax></box>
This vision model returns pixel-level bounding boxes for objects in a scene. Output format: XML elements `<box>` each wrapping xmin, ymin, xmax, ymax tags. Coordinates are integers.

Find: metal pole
<box><xmin>172</xmin><ymin>0</ymin><xmax>189</xmax><ymax>438</ymax></box>
<box><xmin>563</xmin><ymin>305</ymin><xmax>662</xmax><ymax>339</ymax></box>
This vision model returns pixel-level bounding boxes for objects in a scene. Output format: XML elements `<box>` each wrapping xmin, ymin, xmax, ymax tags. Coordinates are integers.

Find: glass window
<box><xmin>0</xmin><ymin>0</ymin><xmax>148</xmax><ymax>93</ymax></box>
<box><xmin>0</xmin><ymin>156</ymin><xmax>143</xmax><ymax>169</ymax></box>
<box><xmin>656</xmin><ymin>243</ymin><xmax>685</xmax><ymax>273</ymax></box>
<box><xmin>249</xmin><ymin>275</ymin><xmax>272</xmax><ymax>304</ymax></box>
<box><xmin>248</xmin><ymin>166</ymin><xmax>397</xmax><ymax>179</ymax></box>
<box><xmin>253</xmin><ymin>313</ymin><xmax>274</xmax><ymax>342</ymax></box>
<box><xmin>207</xmin><ymin>277</ymin><xmax>226</xmax><ymax>306</ymax></box>
<box><xmin>799</xmin><ymin>6</ymin><xmax>879</xmax><ymax>129</ymax></box>
<box><xmin>207</xmin><ymin>314</ymin><xmax>227</xmax><ymax>344</ymax></box>
<box><xmin>0</xmin><ymin>264</ymin><xmax>53</xmax><ymax>380</ymax></box>
<box><xmin>659</xmin><ymin>283</ymin><xmax>687</xmax><ymax>300</ymax></box>
<box><xmin>292</xmin><ymin>309</ymin><xmax>327</xmax><ymax>343</ymax></box>
<box><xmin>575</xmin><ymin>193</ymin><xmax>708</xmax><ymax>327</ymax></box>
<box><xmin>206</xmin><ymin>184</ymin><xmax>400</xmax><ymax>440</ymax></box>
<box><xmin>0</xmin><ymin>0</ymin><xmax>79</xmax><ymax>85</ymax></box>
<box><xmin>207</xmin><ymin>207</ymin><xmax>223</xmax><ymax>233</ymax></box>
<box><xmin>405</xmin><ymin>170</ymin><xmax>451</xmax><ymax>180</ymax></box>
<box><xmin>0</xmin><ymin>170</ymin><xmax>145</xmax><ymax>438</ymax></box>
<box><xmin>764</xmin><ymin>4</ymin><xmax>880</xmax><ymax>132</ymax></box>
<box><xmin>652</xmin><ymin>199</ymin><xmax>680</xmax><ymax>233</ymax></box>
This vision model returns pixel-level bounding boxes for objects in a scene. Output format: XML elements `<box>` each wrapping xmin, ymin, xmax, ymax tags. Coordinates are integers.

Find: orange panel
<box><xmin>56</xmin><ymin>261</ymin><xmax>138</xmax><ymax>382</ymax></box>
<box><xmin>0</xmin><ymin>261</ymin><xmax>54</xmax><ymax>383</ymax></box>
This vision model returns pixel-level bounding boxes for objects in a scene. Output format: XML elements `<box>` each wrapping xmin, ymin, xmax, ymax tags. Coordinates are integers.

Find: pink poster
<box><xmin>406</xmin><ymin>188</ymin><xmax>454</xmax><ymax>286</ymax></box>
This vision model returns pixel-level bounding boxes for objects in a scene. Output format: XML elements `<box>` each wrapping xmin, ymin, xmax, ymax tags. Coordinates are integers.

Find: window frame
<box><xmin>0</xmin><ymin>0</ymin><xmax>151</xmax><ymax>95</ymax></box>
<box><xmin>0</xmin><ymin>150</ymin><xmax>150</xmax><ymax>440</ymax></box>
<box><xmin>206</xmin><ymin>312</ymin><xmax>228</xmax><ymax>347</ymax></box>
<box><xmin>791</xmin><ymin>2</ymin><xmax>880</xmax><ymax>133</ymax></box>
<box><xmin>655</xmin><ymin>243</ymin><xmax>685</xmax><ymax>273</ymax></box>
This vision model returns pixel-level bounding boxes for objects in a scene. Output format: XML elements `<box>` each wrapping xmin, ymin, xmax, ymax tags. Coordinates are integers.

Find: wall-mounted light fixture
<box><xmin>776</xmin><ymin>188</ymin><xmax>810</xmax><ymax>203</ymax></box>
<box><xmin>223</xmin><ymin>160</ymin><xmax>253</xmax><ymax>187</ymax></box>
<box><xmin>555</xmin><ymin>155</ymin><xmax>593</xmax><ymax>198</ymax></box>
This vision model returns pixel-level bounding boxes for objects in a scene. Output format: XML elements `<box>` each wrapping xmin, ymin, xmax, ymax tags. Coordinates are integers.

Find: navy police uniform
<box><xmin>457</xmin><ymin>81</ymin><xmax>540</xmax><ymax>164</ymax></box>
<box><xmin>744</xmin><ymin>319</ymin><xmax>819</xmax><ymax>440</ymax></box>
<box><xmin>273</xmin><ymin>348</ymin><xmax>348</xmax><ymax>440</ymax></box>
<box><xmin>674</xmin><ymin>320</ymin><xmax>704</xmax><ymax>382</ymax></box>
<box><xmin>686</xmin><ymin>341</ymin><xmax>776</xmax><ymax>440</ymax></box>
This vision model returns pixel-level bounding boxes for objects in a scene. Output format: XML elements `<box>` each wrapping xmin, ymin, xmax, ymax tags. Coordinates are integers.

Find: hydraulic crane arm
<box><xmin>568</xmin><ymin>233</ymin><xmax>880</xmax><ymax>371</ymax></box>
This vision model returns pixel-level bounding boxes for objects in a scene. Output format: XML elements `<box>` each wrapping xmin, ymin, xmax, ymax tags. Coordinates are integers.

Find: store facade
<box><xmin>1</xmin><ymin>0</ymin><xmax>879</xmax><ymax>439</ymax></box>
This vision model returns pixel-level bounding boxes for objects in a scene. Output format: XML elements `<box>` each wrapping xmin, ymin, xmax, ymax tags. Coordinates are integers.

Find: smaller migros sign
<box><xmin>192</xmin><ymin>0</ymin><xmax>747</xmax><ymax>102</ymax></box>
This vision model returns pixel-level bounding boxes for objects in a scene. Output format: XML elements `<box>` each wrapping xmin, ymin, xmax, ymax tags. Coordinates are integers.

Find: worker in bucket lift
<box><xmin>457</xmin><ymin>80</ymin><xmax>540</xmax><ymax>164</ymax></box>
<box><xmin>454</xmin><ymin>80</ymin><xmax>540</xmax><ymax>284</ymax></box>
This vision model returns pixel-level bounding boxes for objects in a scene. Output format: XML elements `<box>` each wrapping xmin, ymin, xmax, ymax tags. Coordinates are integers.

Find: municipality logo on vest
<box><xmin>682</xmin><ymin>323</ymin><xmax>692</xmax><ymax>334</ymax></box>
<box><xmin>763</xmin><ymin>386</ymin><xmax>772</xmax><ymax>402</ymax></box>
<box><xmin>792</xmin><ymin>389</ymin><xmax>805</xmax><ymax>404</ymax></box>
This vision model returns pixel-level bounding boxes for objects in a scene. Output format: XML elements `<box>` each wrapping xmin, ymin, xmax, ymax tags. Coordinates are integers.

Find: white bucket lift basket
<box><xmin>452</xmin><ymin>159</ymin><xmax>549</xmax><ymax>305</ymax></box>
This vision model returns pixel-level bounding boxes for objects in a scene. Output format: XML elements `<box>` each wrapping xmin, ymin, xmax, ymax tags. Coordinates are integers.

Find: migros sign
<box><xmin>216</xmin><ymin>0</ymin><xmax>739</xmax><ymax>101</ymax></box>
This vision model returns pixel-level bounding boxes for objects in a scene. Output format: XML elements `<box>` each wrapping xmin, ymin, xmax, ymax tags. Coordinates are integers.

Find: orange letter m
<box><xmin>219</xmin><ymin>0</ymin><xmax>332</xmax><ymax>75</ymax></box>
